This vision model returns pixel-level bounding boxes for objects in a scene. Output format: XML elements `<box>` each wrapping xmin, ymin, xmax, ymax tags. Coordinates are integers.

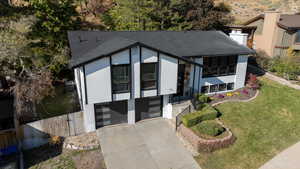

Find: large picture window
<box><xmin>203</xmin><ymin>56</ymin><xmax>238</xmax><ymax>77</ymax></box>
<box><xmin>141</xmin><ymin>63</ymin><xmax>157</xmax><ymax>90</ymax></box>
<box><xmin>295</xmin><ymin>30</ymin><xmax>300</xmax><ymax>44</ymax></box>
<box><xmin>112</xmin><ymin>64</ymin><xmax>130</xmax><ymax>94</ymax></box>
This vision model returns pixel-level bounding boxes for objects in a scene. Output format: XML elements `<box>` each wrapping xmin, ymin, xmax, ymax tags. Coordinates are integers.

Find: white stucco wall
<box><xmin>141</xmin><ymin>89</ymin><xmax>157</xmax><ymax>97</ymax></box>
<box><xmin>159</xmin><ymin>54</ymin><xmax>178</xmax><ymax>95</ymax></box>
<box><xmin>141</xmin><ymin>47</ymin><xmax>158</xmax><ymax>63</ymax></box>
<box><xmin>162</xmin><ymin>95</ymin><xmax>172</xmax><ymax>119</ymax></box>
<box><xmin>85</xmin><ymin>57</ymin><xmax>112</xmax><ymax>104</ymax></box>
<box><xmin>74</xmin><ymin>68</ymin><xmax>83</xmax><ymax>108</ymax></box>
<box><xmin>131</xmin><ymin>46</ymin><xmax>140</xmax><ymax>98</ymax></box>
<box><xmin>127</xmin><ymin>99</ymin><xmax>135</xmax><ymax>124</ymax></box>
<box><xmin>235</xmin><ymin>55</ymin><xmax>248</xmax><ymax>89</ymax></box>
<box><xmin>111</xmin><ymin>49</ymin><xmax>130</xmax><ymax>65</ymax></box>
<box><xmin>83</xmin><ymin>104</ymin><xmax>96</xmax><ymax>132</ymax></box>
<box><xmin>113</xmin><ymin>93</ymin><xmax>131</xmax><ymax>101</ymax></box>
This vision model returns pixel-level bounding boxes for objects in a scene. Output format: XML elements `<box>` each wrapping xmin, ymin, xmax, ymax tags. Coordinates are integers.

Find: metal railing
<box><xmin>175</xmin><ymin>105</ymin><xmax>192</xmax><ymax>131</ymax></box>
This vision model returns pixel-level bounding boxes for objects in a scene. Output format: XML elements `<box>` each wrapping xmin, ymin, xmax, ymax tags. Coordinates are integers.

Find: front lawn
<box><xmin>196</xmin><ymin>77</ymin><xmax>300</xmax><ymax>169</ymax></box>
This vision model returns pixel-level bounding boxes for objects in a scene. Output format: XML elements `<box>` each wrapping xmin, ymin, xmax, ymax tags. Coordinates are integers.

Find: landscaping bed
<box><xmin>180</xmin><ymin>104</ymin><xmax>236</xmax><ymax>152</ymax></box>
<box><xmin>209</xmin><ymin>87</ymin><xmax>257</xmax><ymax>105</ymax></box>
<box><xmin>179</xmin><ymin>120</ymin><xmax>235</xmax><ymax>153</ymax></box>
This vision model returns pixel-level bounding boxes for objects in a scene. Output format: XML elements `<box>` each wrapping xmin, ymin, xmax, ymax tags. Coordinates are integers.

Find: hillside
<box><xmin>217</xmin><ymin>0</ymin><xmax>300</xmax><ymax>23</ymax></box>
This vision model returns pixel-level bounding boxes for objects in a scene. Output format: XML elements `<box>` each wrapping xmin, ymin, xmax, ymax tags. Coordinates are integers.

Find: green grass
<box><xmin>195</xmin><ymin>77</ymin><xmax>300</xmax><ymax>169</ymax></box>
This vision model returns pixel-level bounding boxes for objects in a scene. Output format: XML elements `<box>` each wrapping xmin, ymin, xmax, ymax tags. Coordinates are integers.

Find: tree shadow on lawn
<box><xmin>23</xmin><ymin>143</ymin><xmax>63</xmax><ymax>168</ymax></box>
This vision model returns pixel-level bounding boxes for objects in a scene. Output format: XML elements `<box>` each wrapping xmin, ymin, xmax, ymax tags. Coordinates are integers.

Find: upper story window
<box><xmin>295</xmin><ymin>30</ymin><xmax>300</xmax><ymax>44</ymax></box>
<box><xmin>112</xmin><ymin>64</ymin><xmax>130</xmax><ymax>94</ymax></box>
<box><xmin>202</xmin><ymin>56</ymin><xmax>238</xmax><ymax>78</ymax></box>
<box><xmin>141</xmin><ymin>63</ymin><xmax>157</xmax><ymax>90</ymax></box>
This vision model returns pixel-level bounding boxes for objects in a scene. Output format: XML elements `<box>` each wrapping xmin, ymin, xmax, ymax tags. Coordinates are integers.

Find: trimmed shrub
<box><xmin>194</xmin><ymin>94</ymin><xmax>210</xmax><ymax>110</ymax></box>
<box><xmin>192</xmin><ymin>120</ymin><xmax>225</xmax><ymax>136</ymax></box>
<box><xmin>182</xmin><ymin>105</ymin><xmax>219</xmax><ymax>127</ymax></box>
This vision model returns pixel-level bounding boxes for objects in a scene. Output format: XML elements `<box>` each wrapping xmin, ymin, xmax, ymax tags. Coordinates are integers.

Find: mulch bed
<box><xmin>209</xmin><ymin>88</ymin><xmax>257</xmax><ymax>106</ymax></box>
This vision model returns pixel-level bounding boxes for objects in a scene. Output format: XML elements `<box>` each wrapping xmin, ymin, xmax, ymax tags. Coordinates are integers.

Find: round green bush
<box><xmin>192</xmin><ymin>120</ymin><xmax>225</xmax><ymax>137</ymax></box>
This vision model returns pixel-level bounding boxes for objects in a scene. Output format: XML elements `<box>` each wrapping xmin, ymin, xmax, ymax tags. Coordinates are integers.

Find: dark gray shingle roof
<box><xmin>68</xmin><ymin>31</ymin><xmax>255</xmax><ymax>67</ymax></box>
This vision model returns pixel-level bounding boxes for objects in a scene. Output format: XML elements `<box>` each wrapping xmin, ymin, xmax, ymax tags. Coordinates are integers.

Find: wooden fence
<box><xmin>21</xmin><ymin>111</ymin><xmax>84</xmax><ymax>150</ymax></box>
<box><xmin>0</xmin><ymin>129</ymin><xmax>17</xmax><ymax>149</ymax></box>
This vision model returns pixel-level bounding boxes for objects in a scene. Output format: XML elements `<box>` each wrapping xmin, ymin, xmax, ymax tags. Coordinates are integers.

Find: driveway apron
<box><xmin>97</xmin><ymin>118</ymin><xmax>201</xmax><ymax>169</ymax></box>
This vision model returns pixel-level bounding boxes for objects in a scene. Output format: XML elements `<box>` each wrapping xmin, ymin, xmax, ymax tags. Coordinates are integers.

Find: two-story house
<box><xmin>232</xmin><ymin>11</ymin><xmax>300</xmax><ymax>57</ymax></box>
<box><xmin>68</xmin><ymin>31</ymin><xmax>254</xmax><ymax>132</ymax></box>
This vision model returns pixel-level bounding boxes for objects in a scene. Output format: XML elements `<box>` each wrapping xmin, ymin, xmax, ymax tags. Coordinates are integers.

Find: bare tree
<box><xmin>0</xmin><ymin>16</ymin><xmax>54</xmax><ymax>145</ymax></box>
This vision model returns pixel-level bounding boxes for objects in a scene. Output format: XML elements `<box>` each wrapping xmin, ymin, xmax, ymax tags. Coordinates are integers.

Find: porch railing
<box><xmin>175</xmin><ymin>105</ymin><xmax>192</xmax><ymax>131</ymax></box>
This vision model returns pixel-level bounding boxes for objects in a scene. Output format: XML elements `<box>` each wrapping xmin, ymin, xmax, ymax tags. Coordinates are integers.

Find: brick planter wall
<box><xmin>178</xmin><ymin>120</ymin><xmax>236</xmax><ymax>152</ymax></box>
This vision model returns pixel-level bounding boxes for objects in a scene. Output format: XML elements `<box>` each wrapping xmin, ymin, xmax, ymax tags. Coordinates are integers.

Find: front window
<box><xmin>201</xmin><ymin>82</ymin><xmax>235</xmax><ymax>94</ymax></box>
<box><xmin>210</xmin><ymin>85</ymin><xmax>219</xmax><ymax>93</ymax></box>
<box><xmin>203</xmin><ymin>56</ymin><xmax>238</xmax><ymax>77</ymax></box>
<box><xmin>227</xmin><ymin>83</ymin><xmax>234</xmax><ymax>90</ymax></box>
<box><xmin>201</xmin><ymin>86</ymin><xmax>209</xmax><ymax>94</ymax></box>
<box><xmin>112</xmin><ymin>65</ymin><xmax>130</xmax><ymax>93</ymax></box>
<box><xmin>295</xmin><ymin>30</ymin><xmax>300</xmax><ymax>44</ymax></box>
<box><xmin>141</xmin><ymin>63</ymin><xmax>157</xmax><ymax>90</ymax></box>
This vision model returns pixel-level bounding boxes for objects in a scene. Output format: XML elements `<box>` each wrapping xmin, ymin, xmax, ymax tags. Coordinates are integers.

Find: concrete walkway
<box><xmin>259</xmin><ymin>142</ymin><xmax>300</xmax><ymax>169</ymax></box>
<box><xmin>248</xmin><ymin>65</ymin><xmax>300</xmax><ymax>90</ymax></box>
<box><xmin>264</xmin><ymin>72</ymin><xmax>300</xmax><ymax>90</ymax></box>
<box><xmin>97</xmin><ymin>118</ymin><xmax>201</xmax><ymax>169</ymax></box>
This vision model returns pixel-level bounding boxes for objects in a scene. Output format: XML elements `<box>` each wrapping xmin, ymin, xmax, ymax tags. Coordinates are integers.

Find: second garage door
<box><xmin>94</xmin><ymin>101</ymin><xmax>128</xmax><ymax>129</ymax></box>
<box><xmin>135</xmin><ymin>96</ymin><xmax>162</xmax><ymax>122</ymax></box>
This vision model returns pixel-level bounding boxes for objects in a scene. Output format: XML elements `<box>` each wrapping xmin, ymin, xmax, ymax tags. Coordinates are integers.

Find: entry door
<box><xmin>135</xmin><ymin>96</ymin><xmax>162</xmax><ymax>121</ymax></box>
<box><xmin>175</xmin><ymin>64</ymin><xmax>186</xmax><ymax>96</ymax></box>
<box><xmin>94</xmin><ymin>101</ymin><xmax>128</xmax><ymax>129</ymax></box>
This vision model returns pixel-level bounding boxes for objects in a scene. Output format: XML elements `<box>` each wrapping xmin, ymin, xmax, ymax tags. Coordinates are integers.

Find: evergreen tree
<box><xmin>102</xmin><ymin>0</ymin><xmax>232</xmax><ymax>31</ymax></box>
<box><xmin>176</xmin><ymin>0</ymin><xmax>233</xmax><ymax>30</ymax></box>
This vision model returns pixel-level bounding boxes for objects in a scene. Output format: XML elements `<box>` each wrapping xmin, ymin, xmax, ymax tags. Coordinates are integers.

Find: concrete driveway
<box><xmin>97</xmin><ymin>118</ymin><xmax>201</xmax><ymax>169</ymax></box>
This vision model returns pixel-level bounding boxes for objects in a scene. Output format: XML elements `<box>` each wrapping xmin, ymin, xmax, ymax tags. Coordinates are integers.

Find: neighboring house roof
<box><xmin>243</xmin><ymin>13</ymin><xmax>300</xmax><ymax>31</ymax></box>
<box><xmin>277</xmin><ymin>14</ymin><xmax>300</xmax><ymax>30</ymax></box>
<box><xmin>243</xmin><ymin>14</ymin><xmax>265</xmax><ymax>25</ymax></box>
<box><xmin>68</xmin><ymin>31</ymin><xmax>255</xmax><ymax>68</ymax></box>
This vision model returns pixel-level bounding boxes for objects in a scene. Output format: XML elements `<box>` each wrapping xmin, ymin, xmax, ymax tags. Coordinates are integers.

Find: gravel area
<box><xmin>64</xmin><ymin>131</ymin><xmax>100</xmax><ymax>150</ymax></box>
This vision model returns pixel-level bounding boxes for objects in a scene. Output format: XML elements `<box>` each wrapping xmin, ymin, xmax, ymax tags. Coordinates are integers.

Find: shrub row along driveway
<box><xmin>196</xmin><ymin>77</ymin><xmax>300</xmax><ymax>169</ymax></box>
<box><xmin>97</xmin><ymin>118</ymin><xmax>201</xmax><ymax>169</ymax></box>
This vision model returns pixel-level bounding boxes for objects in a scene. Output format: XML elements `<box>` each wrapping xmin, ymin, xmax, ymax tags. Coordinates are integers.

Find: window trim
<box><xmin>111</xmin><ymin>64</ymin><xmax>131</xmax><ymax>94</ymax></box>
<box><xmin>141</xmin><ymin>62</ymin><xmax>158</xmax><ymax>91</ymax></box>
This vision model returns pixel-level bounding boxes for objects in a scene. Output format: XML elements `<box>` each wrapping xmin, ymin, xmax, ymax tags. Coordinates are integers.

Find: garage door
<box><xmin>135</xmin><ymin>96</ymin><xmax>162</xmax><ymax>121</ymax></box>
<box><xmin>94</xmin><ymin>101</ymin><xmax>128</xmax><ymax>129</ymax></box>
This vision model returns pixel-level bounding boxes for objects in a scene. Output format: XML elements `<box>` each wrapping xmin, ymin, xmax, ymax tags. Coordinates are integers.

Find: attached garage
<box><xmin>135</xmin><ymin>96</ymin><xmax>162</xmax><ymax>122</ymax></box>
<box><xmin>94</xmin><ymin>101</ymin><xmax>128</xmax><ymax>129</ymax></box>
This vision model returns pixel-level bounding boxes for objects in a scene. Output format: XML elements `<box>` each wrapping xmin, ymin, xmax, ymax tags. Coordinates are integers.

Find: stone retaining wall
<box><xmin>178</xmin><ymin>121</ymin><xmax>236</xmax><ymax>152</ymax></box>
